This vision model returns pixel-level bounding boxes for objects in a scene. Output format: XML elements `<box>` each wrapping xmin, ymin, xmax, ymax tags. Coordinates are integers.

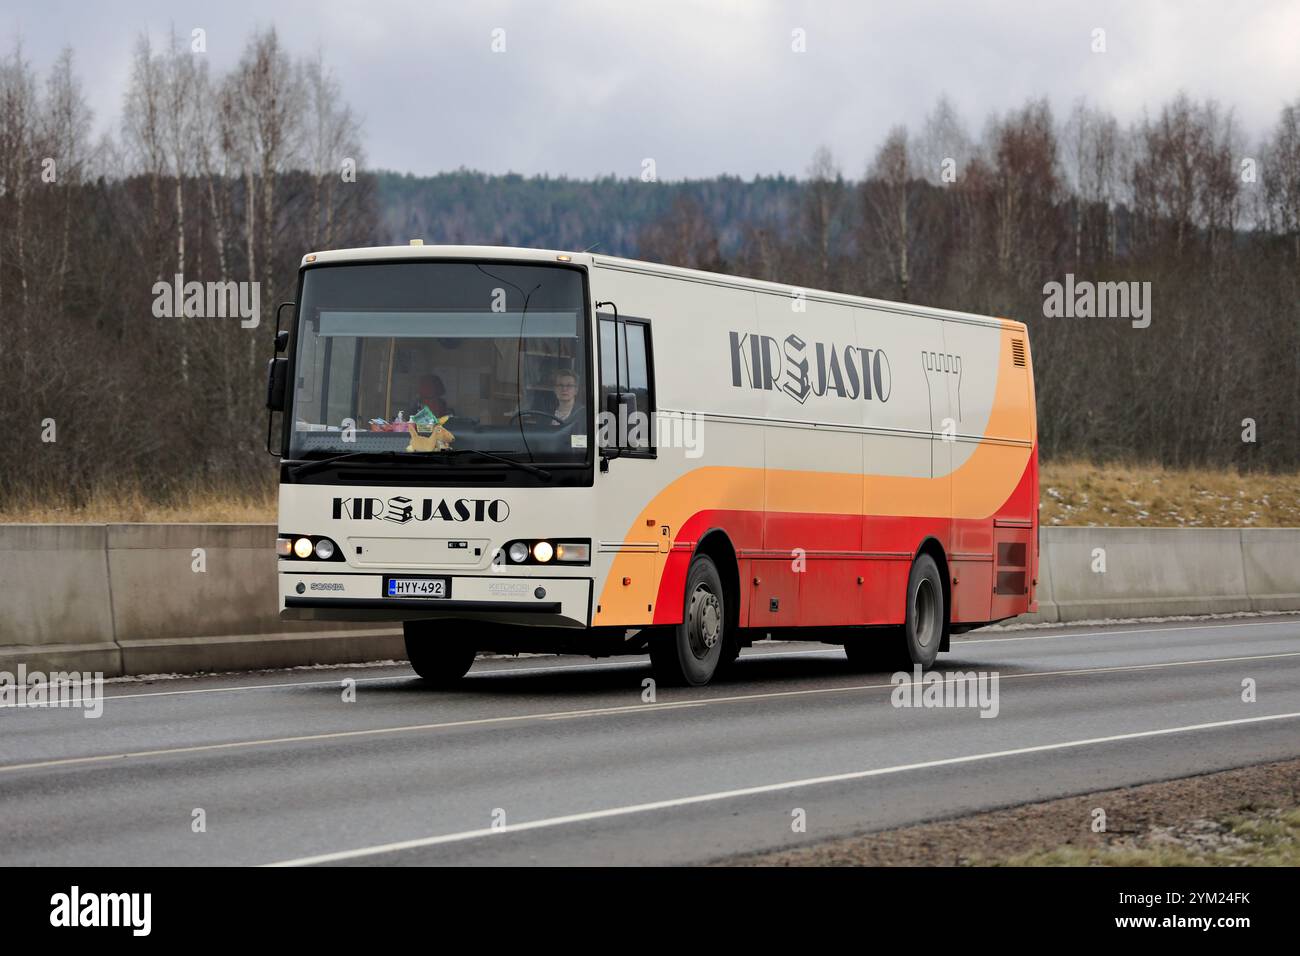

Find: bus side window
<box><xmin>599</xmin><ymin>317</ymin><xmax>656</xmax><ymax>455</ymax></box>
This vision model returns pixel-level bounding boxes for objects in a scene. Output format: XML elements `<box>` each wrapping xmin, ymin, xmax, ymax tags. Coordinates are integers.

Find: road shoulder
<box><xmin>723</xmin><ymin>758</ymin><xmax>1300</xmax><ymax>866</ymax></box>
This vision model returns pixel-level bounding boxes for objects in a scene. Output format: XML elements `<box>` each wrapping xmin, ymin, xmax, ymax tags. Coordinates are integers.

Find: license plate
<box><xmin>386</xmin><ymin>577</ymin><xmax>451</xmax><ymax>599</ymax></box>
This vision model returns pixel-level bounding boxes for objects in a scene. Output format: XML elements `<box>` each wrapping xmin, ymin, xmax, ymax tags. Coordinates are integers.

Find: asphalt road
<box><xmin>2</xmin><ymin>615</ymin><xmax>1298</xmax><ymax>866</ymax></box>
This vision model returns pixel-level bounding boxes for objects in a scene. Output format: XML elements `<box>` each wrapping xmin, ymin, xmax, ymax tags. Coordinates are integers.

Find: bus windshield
<box><xmin>288</xmin><ymin>261</ymin><xmax>590</xmax><ymax>464</ymax></box>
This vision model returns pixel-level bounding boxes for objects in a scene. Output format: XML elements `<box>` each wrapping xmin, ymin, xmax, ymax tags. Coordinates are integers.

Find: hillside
<box><xmin>375</xmin><ymin>169</ymin><xmax>805</xmax><ymax>257</ymax></box>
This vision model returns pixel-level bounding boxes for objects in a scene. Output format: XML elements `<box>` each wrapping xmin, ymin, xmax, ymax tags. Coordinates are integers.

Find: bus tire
<box><xmin>404</xmin><ymin>621</ymin><xmax>476</xmax><ymax>686</ymax></box>
<box><xmin>649</xmin><ymin>554</ymin><xmax>726</xmax><ymax>687</ymax></box>
<box><xmin>902</xmin><ymin>554</ymin><xmax>944</xmax><ymax>668</ymax></box>
<box><xmin>844</xmin><ymin>554</ymin><xmax>946</xmax><ymax>671</ymax></box>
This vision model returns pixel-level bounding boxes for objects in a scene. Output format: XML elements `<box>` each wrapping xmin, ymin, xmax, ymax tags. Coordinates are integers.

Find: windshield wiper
<box><xmin>443</xmin><ymin>448</ymin><xmax>551</xmax><ymax>480</ymax></box>
<box><xmin>286</xmin><ymin>450</ymin><xmax>412</xmax><ymax>480</ymax></box>
<box><xmin>287</xmin><ymin>448</ymin><xmax>551</xmax><ymax>481</ymax></box>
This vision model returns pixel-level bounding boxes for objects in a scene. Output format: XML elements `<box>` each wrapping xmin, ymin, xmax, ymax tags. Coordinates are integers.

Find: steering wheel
<box><xmin>509</xmin><ymin>409</ymin><xmax>566</xmax><ymax>425</ymax></box>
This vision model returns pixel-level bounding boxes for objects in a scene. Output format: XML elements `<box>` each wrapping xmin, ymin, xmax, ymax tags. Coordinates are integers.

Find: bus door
<box><xmin>592</xmin><ymin>311</ymin><xmax>664</xmax><ymax>627</ymax></box>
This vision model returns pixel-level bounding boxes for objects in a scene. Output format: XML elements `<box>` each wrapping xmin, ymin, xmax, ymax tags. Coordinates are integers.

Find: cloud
<box><xmin>7</xmin><ymin>0</ymin><xmax>1297</xmax><ymax>179</ymax></box>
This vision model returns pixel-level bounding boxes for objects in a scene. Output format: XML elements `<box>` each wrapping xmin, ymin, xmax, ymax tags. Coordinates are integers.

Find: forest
<box><xmin>1</xmin><ymin>27</ymin><xmax>1297</xmax><ymax>509</ymax></box>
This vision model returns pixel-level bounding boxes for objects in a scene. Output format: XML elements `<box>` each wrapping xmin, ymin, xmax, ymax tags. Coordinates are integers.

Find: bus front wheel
<box><xmin>403</xmin><ymin>621</ymin><xmax>476</xmax><ymax>686</ymax></box>
<box><xmin>649</xmin><ymin>554</ymin><xmax>726</xmax><ymax>687</ymax></box>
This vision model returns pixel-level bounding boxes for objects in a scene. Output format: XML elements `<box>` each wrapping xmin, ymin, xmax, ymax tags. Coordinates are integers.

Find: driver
<box><xmin>549</xmin><ymin>369</ymin><xmax>584</xmax><ymax>427</ymax></box>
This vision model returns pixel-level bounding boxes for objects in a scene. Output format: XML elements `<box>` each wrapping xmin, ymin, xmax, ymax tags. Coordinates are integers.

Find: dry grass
<box><xmin>0</xmin><ymin>462</ymin><xmax>1297</xmax><ymax>526</ymax></box>
<box><xmin>1039</xmin><ymin>460</ymin><xmax>1300</xmax><ymax>528</ymax></box>
<box><xmin>0</xmin><ymin>483</ymin><xmax>277</xmax><ymax>524</ymax></box>
<box><xmin>729</xmin><ymin>757</ymin><xmax>1300</xmax><ymax>867</ymax></box>
<box><xmin>1003</xmin><ymin>807</ymin><xmax>1300</xmax><ymax>867</ymax></box>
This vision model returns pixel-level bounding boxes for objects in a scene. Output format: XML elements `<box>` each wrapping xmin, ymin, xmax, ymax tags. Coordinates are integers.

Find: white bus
<box><xmin>267</xmin><ymin>244</ymin><xmax>1038</xmax><ymax>686</ymax></box>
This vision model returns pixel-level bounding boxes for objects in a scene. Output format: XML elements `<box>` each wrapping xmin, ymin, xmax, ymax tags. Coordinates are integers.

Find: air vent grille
<box><xmin>1011</xmin><ymin>338</ymin><xmax>1026</xmax><ymax>367</ymax></box>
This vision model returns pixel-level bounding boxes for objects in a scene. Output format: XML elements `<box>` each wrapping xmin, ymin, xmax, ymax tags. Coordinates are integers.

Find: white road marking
<box><xmin>542</xmin><ymin>701</ymin><xmax>705</xmax><ymax>720</ymax></box>
<box><xmin>958</xmin><ymin>619</ymin><xmax>1295</xmax><ymax>645</ymax></box>
<box><xmin>3</xmin><ymin>650</ymin><xmax>1297</xmax><ymax>775</ymax></box>
<box><xmin>263</xmin><ymin>710</ymin><xmax>1300</xmax><ymax>866</ymax></box>
<box><xmin>45</xmin><ymin>616</ymin><xmax>1299</xmax><ymax>705</ymax></box>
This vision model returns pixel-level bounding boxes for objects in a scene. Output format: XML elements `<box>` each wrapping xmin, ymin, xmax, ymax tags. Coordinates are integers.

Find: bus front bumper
<box><xmin>278</xmin><ymin>572</ymin><xmax>593</xmax><ymax>628</ymax></box>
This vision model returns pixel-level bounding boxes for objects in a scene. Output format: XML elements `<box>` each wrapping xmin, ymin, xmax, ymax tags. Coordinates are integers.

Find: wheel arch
<box><xmin>695</xmin><ymin>528</ymin><xmax>741</xmax><ymax>631</ymax></box>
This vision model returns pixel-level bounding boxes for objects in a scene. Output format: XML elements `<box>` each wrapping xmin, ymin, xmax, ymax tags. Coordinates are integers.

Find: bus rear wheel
<box><xmin>902</xmin><ymin>554</ymin><xmax>945</xmax><ymax>669</ymax></box>
<box><xmin>649</xmin><ymin>554</ymin><xmax>726</xmax><ymax>687</ymax></box>
<box><xmin>403</xmin><ymin>621</ymin><xmax>476</xmax><ymax>686</ymax></box>
<box><xmin>844</xmin><ymin>553</ymin><xmax>945</xmax><ymax>671</ymax></box>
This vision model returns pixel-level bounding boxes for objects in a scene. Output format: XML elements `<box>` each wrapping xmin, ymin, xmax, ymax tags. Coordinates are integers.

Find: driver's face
<box><xmin>554</xmin><ymin>379</ymin><xmax>577</xmax><ymax>398</ymax></box>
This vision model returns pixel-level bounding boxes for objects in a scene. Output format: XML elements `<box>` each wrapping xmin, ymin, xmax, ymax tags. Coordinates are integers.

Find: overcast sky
<box><xmin>7</xmin><ymin>0</ymin><xmax>1299</xmax><ymax>179</ymax></box>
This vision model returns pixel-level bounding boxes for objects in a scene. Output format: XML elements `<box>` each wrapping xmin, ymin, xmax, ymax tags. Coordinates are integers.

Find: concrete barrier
<box><xmin>1240</xmin><ymin>529</ymin><xmax>1300</xmax><ymax>613</ymax></box>
<box><xmin>0</xmin><ymin>524</ymin><xmax>1296</xmax><ymax>676</ymax></box>
<box><xmin>0</xmin><ymin>524</ymin><xmax>400</xmax><ymax>678</ymax></box>
<box><xmin>1036</xmin><ymin>527</ymin><xmax>1255</xmax><ymax>623</ymax></box>
<box><xmin>0</xmin><ymin>525</ymin><xmax>120</xmax><ymax>674</ymax></box>
<box><xmin>105</xmin><ymin>524</ymin><xmax>402</xmax><ymax>674</ymax></box>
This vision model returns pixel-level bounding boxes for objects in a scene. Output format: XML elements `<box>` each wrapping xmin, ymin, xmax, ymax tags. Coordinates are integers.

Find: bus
<box><xmin>266</xmin><ymin>244</ymin><xmax>1038</xmax><ymax>687</ymax></box>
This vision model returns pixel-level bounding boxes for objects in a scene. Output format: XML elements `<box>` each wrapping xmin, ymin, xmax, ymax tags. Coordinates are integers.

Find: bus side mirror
<box><xmin>266</xmin><ymin>357</ymin><xmax>288</xmax><ymax>411</ymax></box>
<box><xmin>604</xmin><ymin>390</ymin><xmax>638</xmax><ymax>421</ymax></box>
<box><xmin>266</xmin><ymin>302</ymin><xmax>294</xmax><ymax>456</ymax></box>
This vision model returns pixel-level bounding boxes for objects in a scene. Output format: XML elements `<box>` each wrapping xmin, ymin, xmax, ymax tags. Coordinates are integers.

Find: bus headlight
<box><xmin>293</xmin><ymin>537</ymin><xmax>314</xmax><ymax>559</ymax></box>
<box><xmin>503</xmin><ymin>539</ymin><xmax>589</xmax><ymax>565</ymax></box>
<box><xmin>555</xmin><ymin>543</ymin><xmax>589</xmax><ymax>563</ymax></box>
<box><xmin>314</xmin><ymin>538</ymin><xmax>336</xmax><ymax>560</ymax></box>
<box><xmin>276</xmin><ymin>538</ymin><xmax>293</xmax><ymax>557</ymax></box>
